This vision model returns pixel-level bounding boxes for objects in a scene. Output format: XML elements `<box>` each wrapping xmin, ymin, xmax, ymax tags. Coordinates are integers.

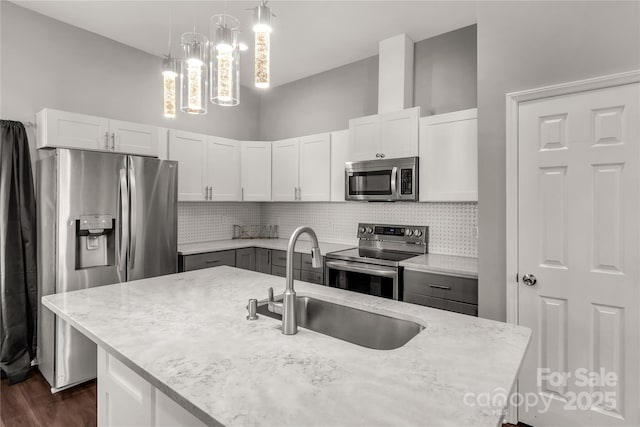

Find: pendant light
<box><xmin>210</xmin><ymin>14</ymin><xmax>240</xmax><ymax>106</ymax></box>
<box><xmin>180</xmin><ymin>32</ymin><xmax>209</xmax><ymax>115</ymax></box>
<box><xmin>253</xmin><ymin>0</ymin><xmax>273</xmax><ymax>89</ymax></box>
<box><xmin>162</xmin><ymin>55</ymin><xmax>179</xmax><ymax>118</ymax></box>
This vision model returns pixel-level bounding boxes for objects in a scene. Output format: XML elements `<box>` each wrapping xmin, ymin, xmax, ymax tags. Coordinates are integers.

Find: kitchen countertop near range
<box><xmin>400</xmin><ymin>254</ymin><xmax>478</xmax><ymax>278</ymax></box>
<box><xmin>178</xmin><ymin>239</ymin><xmax>354</xmax><ymax>256</ymax></box>
<box><xmin>42</xmin><ymin>266</ymin><xmax>529</xmax><ymax>427</ymax></box>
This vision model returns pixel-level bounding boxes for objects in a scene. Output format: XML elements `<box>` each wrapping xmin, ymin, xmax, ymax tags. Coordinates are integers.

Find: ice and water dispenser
<box><xmin>75</xmin><ymin>214</ymin><xmax>115</xmax><ymax>269</ymax></box>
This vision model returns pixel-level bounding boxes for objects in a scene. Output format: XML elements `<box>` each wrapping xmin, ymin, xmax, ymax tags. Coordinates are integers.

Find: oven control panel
<box><xmin>357</xmin><ymin>223</ymin><xmax>428</xmax><ymax>244</ymax></box>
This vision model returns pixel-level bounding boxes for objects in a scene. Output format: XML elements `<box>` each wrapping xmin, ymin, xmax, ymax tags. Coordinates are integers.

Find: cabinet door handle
<box><xmin>380</xmin><ymin>153</ymin><xmax>385</xmax><ymax>158</ymax></box>
<box><xmin>428</xmin><ymin>284</ymin><xmax>451</xmax><ymax>290</ymax></box>
<box><xmin>111</xmin><ymin>133</ymin><xmax>116</xmax><ymax>151</ymax></box>
<box><xmin>241</xmin><ymin>187</ymin><xmax>244</xmax><ymax>201</ymax></box>
<box><xmin>105</xmin><ymin>132</ymin><xmax>110</xmax><ymax>149</ymax></box>
<box><xmin>298</xmin><ymin>187</ymin><xmax>301</xmax><ymax>200</ymax></box>
<box><xmin>204</xmin><ymin>186</ymin><xmax>208</xmax><ymax>200</ymax></box>
<box><xmin>208</xmin><ymin>187</ymin><xmax>213</xmax><ymax>200</ymax></box>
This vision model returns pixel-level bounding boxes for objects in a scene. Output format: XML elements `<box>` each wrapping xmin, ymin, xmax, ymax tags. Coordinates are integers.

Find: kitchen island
<box><xmin>42</xmin><ymin>266</ymin><xmax>530</xmax><ymax>427</ymax></box>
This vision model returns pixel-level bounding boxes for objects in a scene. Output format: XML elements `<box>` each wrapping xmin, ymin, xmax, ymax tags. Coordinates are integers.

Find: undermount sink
<box><xmin>257</xmin><ymin>296</ymin><xmax>424</xmax><ymax>350</ymax></box>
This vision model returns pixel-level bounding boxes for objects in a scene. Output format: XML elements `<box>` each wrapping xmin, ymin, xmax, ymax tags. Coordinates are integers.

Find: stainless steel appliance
<box><xmin>37</xmin><ymin>149</ymin><xmax>178</xmax><ymax>391</ymax></box>
<box><xmin>345</xmin><ymin>157</ymin><xmax>418</xmax><ymax>202</ymax></box>
<box><xmin>325</xmin><ymin>223</ymin><xmax>428</xmax><ymax>300</ymax></box>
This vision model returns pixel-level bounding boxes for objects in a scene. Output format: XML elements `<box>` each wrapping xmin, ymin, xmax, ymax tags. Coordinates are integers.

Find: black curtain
<box><xmin>0</xmin><ymin>120</ymin><xmax>37</xmax><ymax>384</ymax></box>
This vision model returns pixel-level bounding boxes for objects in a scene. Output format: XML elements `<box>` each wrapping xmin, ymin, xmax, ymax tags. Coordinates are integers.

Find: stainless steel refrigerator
<box><xmin>37</xmin><ymin>149</ymin><xmax>177</xmax><ymax>390</ymax></box>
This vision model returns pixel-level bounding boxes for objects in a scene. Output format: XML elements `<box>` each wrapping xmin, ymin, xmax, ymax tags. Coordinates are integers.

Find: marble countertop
<box><xmin>43</xmin><ymin>267</ymin><xmax>529</xmax><ymax>427</ymax></box>
<box><xmin>178</xmin><ymin>239</ymin><xmax>354</xmax><ymax>256</ymax></box>
<box><xmin>400</xmin><ymin>254</ymin><xmax>479</xmax><ymax>278</ymax></box>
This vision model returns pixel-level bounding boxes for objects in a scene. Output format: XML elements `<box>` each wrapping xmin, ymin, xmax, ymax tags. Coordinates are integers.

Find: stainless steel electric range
<box><xmin>324</xmin><ymin>223</ymin><xmax>428</xmax><ymax>300</ymax></box>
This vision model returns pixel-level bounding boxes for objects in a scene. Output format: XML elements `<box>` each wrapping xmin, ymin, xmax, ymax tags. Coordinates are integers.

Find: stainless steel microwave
<box><xmin>345</xmin><ymin>157</ymin><xmax>418</xmax><ymax>201</ymax></box>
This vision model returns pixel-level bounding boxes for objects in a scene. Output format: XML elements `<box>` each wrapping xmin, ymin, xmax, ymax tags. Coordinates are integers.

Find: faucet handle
<box><xmin>268</xmin><ymin>287</ymin><xmax>274</xmax><ymax>302</ymax></box>
<box><xmin>311</xmin><ymin>247</ymin><xmax>322</xmax><ymax>268</ymax></box>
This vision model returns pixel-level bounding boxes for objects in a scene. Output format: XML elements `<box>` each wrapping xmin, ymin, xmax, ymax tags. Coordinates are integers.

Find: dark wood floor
<box><xmin>1</xmin><ymin>367</ymin><xmax>530</xmax><ymax>427</ymax></box>
<box><xmin>1</xmin><ymin>368</ymin><xmax>96</xmax><ymax>427</ymax></box>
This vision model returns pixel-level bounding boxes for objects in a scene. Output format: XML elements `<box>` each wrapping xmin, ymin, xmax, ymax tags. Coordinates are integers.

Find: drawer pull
<box><xmin>206</xmin><ymin>260</ymin><xmax>221</xmax><ymax>264</ymax></box>
<box><xmin>428</xmin><ymin>284</ymin><xmax>451</xmax><ymax>290</ymax></box>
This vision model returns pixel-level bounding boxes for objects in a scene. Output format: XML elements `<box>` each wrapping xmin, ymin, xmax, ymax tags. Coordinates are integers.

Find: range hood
<box><xmin>378</xmin><ymin>34</ymin><xmax>415</xmax><ymax>114</ymax></box>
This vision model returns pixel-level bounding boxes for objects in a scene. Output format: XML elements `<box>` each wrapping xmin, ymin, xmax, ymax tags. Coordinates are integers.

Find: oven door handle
<box><xmin>325</xmin><ymin>261</ymin><xmax>397</xmax><ymax>278</ymax></box>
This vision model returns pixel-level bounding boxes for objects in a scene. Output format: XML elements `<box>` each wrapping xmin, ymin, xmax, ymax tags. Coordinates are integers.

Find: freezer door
<box><xmin>127</xmin><ymin>156</ymin><xmax>178</xmax><ymax>281</ymax></box>
<box><xmin>53</xmin><ymin>149</ymin><xmax>127</xmax><ymax>388</ymax></box>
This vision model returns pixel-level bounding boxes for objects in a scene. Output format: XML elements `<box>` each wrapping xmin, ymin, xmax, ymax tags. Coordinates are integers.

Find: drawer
<box><xmin>404</xmin><ymin>270</ymin><xmax>478</xmax><ymax>305</ymax></box>
<box><xmin>300</xmin><ymin>269</ymin><xmax>323</xmax><ymax>285</ymax></box>
<box><xmin>271</xmin><ymin>250</ymin><xmax>301</xmax><ymax>269</ymax></box>
<box><xmin>271</xmin><ymin>265</ymin><xmax>301</xmax><ymax>280</ymax></box>
<box><xmin>181</xmin><ymin>250</ymin><xmax>236</xmax><ymax>272</ymax></box>
<box><xmin>404</xmin><ymin>293</ymin><xmax>478</xmax><ymax>317</ymax></box>
<box><xmin>300</xmin><ymin>254</ymin><xmax>324</xmax><ymax>273</ymax></box>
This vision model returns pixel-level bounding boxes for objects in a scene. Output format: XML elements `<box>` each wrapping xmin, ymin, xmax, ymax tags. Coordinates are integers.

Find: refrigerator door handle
<box><xmin>128</xmin><ymin>161</ymin><xmax>138</xmax><ymax>270</ymax></box>
<box><xmin>118</xmin><ymin>168</ymin><xmax>129</xmax><ymax>281</ymax></box>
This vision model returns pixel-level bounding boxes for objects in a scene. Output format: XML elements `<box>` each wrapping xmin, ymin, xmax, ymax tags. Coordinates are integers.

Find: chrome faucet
<box><xmin>268</xmin><ymin>226</ymin><xmax>322</xmax><ymax>335</ymax></box>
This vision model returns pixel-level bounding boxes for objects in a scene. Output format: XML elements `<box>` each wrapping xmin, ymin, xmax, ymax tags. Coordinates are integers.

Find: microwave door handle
<box><xmin>391</xmin><ymin>167</ymin><xmax>398</xmax><ymax>195</ymax></box>
<box><xmin>325</xmin><ymin>261</ymin><xmax>397</xmax><ymax>278</ymax></box>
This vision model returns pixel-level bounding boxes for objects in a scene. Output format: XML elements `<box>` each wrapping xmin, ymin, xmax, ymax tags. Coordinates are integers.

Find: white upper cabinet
<box><xmin>207</xmin><ymin>136</ymin><xmax>241</xmax><ymax>201</ymax></box>
<box><xmin>37</xmin><ymin>109</ymin><xmax>158</xmax><ymax>156</ymax></box>
<box><xmin>299</xmin><ymin>133</ymin><xmax>331</xmax><ymax>201</ymax></box>
<box><xmin>109</xmin><ymin>119</ymin><xmax>159</xmax><ymax>157</ymax></box>
<box><xmin>380</xmin><ymin>107</ymin><xmax>419</xmax><ymax>159</ymax></box>
<box><xmin>271</xmin><ymin>138</ymin><xmax>299</xmax><ymax>201</ymax></box>
<box><xmin>348</xmin><ymin>114</ymin><xmax>380</xmax><ymax>161</ymax></box>
<box><xmin>348</xmin><ymin>107</ymin><xmax>419</xmax><ymax>161</ymax></box>
<box><xmin>168</xmin><ymin>130</ymin><xmax>207</xmax><ymax>201</ymax></box>
<box><xmin>37</xmin><ymin>109</ymin><xmax>109</xmax><ymax>151</ymax></box>
<box><xmin>330</xmin><ymin>129</ymin><xmax>350</xmax><ymax>202</ymax></box>
<box><xmin>419</xmin><ymin>108</ymin><xmax>478</xmax><ymax>202</ymax></box>
<box><xmin>241</xmin><ymin>141</ymin><xmax>272</xmax><ymax>201</ymax></box>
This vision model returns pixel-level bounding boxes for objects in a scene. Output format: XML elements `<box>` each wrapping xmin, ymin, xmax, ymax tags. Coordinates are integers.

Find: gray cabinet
<box><xmin>256</xmin><ymin>248</ymin><xmax>271</xmax><ymax>274</ymax></box>
<box><xmin>179</xmin><ymin>247</ymin><xmax>325</xmax><ymax>286</ymax></box>
<box><xmin>236</xmin><ymin>248</ymin><xmax>256</xmax><ymax>271</ymax></box>
<box><xmin>403</xmin><ymin>270</ymin><xmax>478</xmax><ymax>316</ymax></box>
<box><xmin>179</xmin><ymin>250</ymin><xmax>236</xmax><ymax>272</ymax></box>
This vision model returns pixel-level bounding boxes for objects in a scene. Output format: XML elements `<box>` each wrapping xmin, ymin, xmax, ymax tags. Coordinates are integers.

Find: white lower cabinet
<box><xmin>272</xmin><ymin>133</ymin><xmax>331</xmax><ymax>201</ymax></box>
<box><xmin>241</xmin><ymin>141</ymin><xmax>272</xmax><ymax>201</ymax></box>
<box><xmin>168</xmin><ymin>130</ymin><xmax>207</xmax><ymax>201</ymax></box>
<box><xmin>97</xmin><ymin>347</ymin><xmax>206</xmax><ymax>427</ymax></box>
<box><xmin>37</xmin><ymin>108</ymin><xmax>158</xmax><ymax>157</ymax></box>
<box><xmin>208</xmin><ymin>136</ymin><xmax>241</xmax><ymax>201</ymax></box>
<box><xmin>419</xmin><ymin>108</ymin><xmax>478</xmax><ymax>202</ymax></box>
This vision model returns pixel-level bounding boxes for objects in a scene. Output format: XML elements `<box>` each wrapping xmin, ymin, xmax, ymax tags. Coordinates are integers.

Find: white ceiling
<box><xmin>13</xmin><ymin>1</ymin><xmax>477</xmax><ymax>88</ymax></box>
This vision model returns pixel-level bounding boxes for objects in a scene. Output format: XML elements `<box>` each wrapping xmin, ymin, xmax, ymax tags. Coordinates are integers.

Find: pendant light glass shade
<box><xmin>253</xmin><ymin>3</ymin><xmax>272</xmax><ymax>89</ymax></box>
<box><xmin>180</xmin><ymin>32</ymin><xmax>209</xmax><ymax>115</ymax></box>
<box><xmin>210</xmin><ymin>14</ymin><xmax>240</xmax><ymax>106</ymax></box>
<box><xmin>162</xmin><ymin>55</ymin><xmax>179</xmax><ymax>118</ymax></box>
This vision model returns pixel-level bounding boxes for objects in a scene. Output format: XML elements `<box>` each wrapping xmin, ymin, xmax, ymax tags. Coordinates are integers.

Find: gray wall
<box><xmin>0</xmin><ymin>2</ymin><xmax>261</xmax><ymax>141</ymax></box>
<box><xmin>476</xmin><ymin>1</ymin><xmax>640</xmax><ymax>321</ymax></box>
<box><xmin>259</xmin><ymin>25</ymin><xmax>477</xmax><ymax>140</ymax></box>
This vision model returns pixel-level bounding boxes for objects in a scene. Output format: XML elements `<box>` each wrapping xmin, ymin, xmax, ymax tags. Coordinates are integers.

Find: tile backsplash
<box><xmin>178</xmin><ymin>202</ymin><xmax>261</xmax><ymax>243</ymax></box>
<box><xmin>179</xmin><ymin>201</ymin><xmax>478</xmax><ymax>257</ymax></box>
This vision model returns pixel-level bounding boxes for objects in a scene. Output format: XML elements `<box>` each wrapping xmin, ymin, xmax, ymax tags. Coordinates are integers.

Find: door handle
<box><xmin>117</xmin><ymin>168</ymin><xmax>129</xmax><ymax>282</ymax></box>
<box><xmin>390</xmin><ymin>167</ymin><xmax>398</xmax><ymax>195</ymax></box>
<box><xmin>111</xmin><ymin>132</ymin><xmax>116</xmax><ymax>151</ymax></box>
<box><xmin>128</xmin><ymin>160</ymin><xmax>137</xmax><ymax>270</ymax></box>
<box><xmin>522</xmin><ymin>274</ymin><xmax>537</xmax><ymax>286</ymax></box>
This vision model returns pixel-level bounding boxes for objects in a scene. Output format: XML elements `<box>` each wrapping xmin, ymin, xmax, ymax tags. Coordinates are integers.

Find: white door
<box><xmin>110</xmin><ymin>119</ymin><xmax>158</xmax><ymax>157</ymax></box>
<box><xmin>168</xmin><ymin>130</ymin><xmax>207</xmax><ymax>201</ymax></box>
<box><xmin>272</xmin><ymin>138</ymin><xmax>299</xmax><ymax>201</ymax></box>
<box><xmin>241</xmin><ymin>141</ymin><xmax>271</xmax><ymax>201</ymax></box>
<box><xmin>419</xmin><ymin>109</ymin><xmax>478</xmax><ymax>202</ymax></box>
<box><xmin>207</xmin><ymin>136</ymin><xmax>241</xmax><ymax>201</ymax></box>
<box><xmin>349</xmin><ymin>114</ymin><xmax>380</xmax><ymax>161</ymax></box>
<box><xmin>330</xmin><ymin>129</ymin><xmax>350</xmax><ymax>201</ymax></box>
<box><xmin>37</xmin><ymin>109</ymin><xmax>109</xmax><ymax>151</ymax></box>
<box><xmin>518</xmin><ymin>83</ymin><xmax>639</xmax><ymax>426</ymax></box>
<box><xmin>299</xmin><ymin>133</ymin><xmax>331</xmax><ymax>201</ymax></box>
<box><xmin>380</xmin><ymin>107</ymin><xmax>419</xmax><ymax>159</ymax></box>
